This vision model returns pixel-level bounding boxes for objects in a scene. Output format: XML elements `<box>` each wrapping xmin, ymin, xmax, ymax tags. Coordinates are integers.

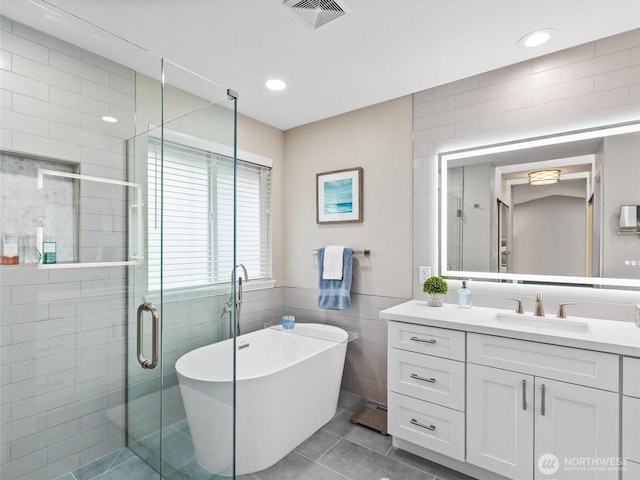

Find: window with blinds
<box><xmin>147</xmin><ymin>139</ymin><xmax>272</xmax><ymax>291</ymax></box>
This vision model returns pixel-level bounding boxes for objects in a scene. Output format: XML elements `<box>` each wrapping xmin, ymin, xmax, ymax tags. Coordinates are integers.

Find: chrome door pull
<box><xmin>410</xmin><ymin>336</ymin><xmax>436</xmax><ymax>344</ymax></box>
<box><xmin>137</xmin><ymin>302</ymin><xmax>159</xmax><ymax>370</ymax></box>
<box><xmin>522</xmin><ymin>379</ymin><xmax>527</xmax><ymax>410</ymax></box>
<box><xmin>410</xmin><ymin>418</ymin><xmax>436</xmax><ymax>431</ymax></box>
<box><xmin>541</xmin><ymin>383</ymin><xmax>546</xmax><ymax>416</ymax></box>
<box><xmin>411</xmin><ymin>373</ymin><xmax>436</xmax><ymax>383</ymax></box>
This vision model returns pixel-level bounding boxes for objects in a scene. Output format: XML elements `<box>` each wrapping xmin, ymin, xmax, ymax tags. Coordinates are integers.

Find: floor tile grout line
<box><xmin>313</xmin><ymin>435</ymin><xmax>344</xmax><ymax>464</ymax></box>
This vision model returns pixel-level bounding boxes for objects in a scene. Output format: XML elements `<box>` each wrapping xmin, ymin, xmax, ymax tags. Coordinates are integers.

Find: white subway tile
<box><xmin>81</xmin><ymin>50</ymin><xmax>135</xmax><ymax>81</ymax></box>
<box><xmin>0</xmin><ymin>441</ymin><xmax>8</xmax><ymax>464</ymax></box>
<box><xmin>456</xmin><ymin>82</ymin><xmax>504</xmax><ymax>108</ymax></box>
<box><xmin>561</xmin><ymin>86</ymin><xmax>630</xmax><ymax>116</ymax></box>
<box><xmin>0</xmin><ymin>405</ymin><xmax>9</xmax><ymax>428</ymax></box>
<box><xmin>108</xmin><ymin>72</ymin><xmax>135</xmax><ymax>95</ymax></box>
<box><xmin>11</xmin><ymin>352</ymin><xmax>75</xmax><ymax>383</ymax></box>
<box><xmin>47</xmin><ymin>394</ymin><xmax>109</xmax><ymax>428</ymax></box>
<box><xmin>433</xmin><ymin>103</ymin><xmax>478</xmax><ymax>127</ymax></box>
<box><xmin>561</xmin><ymin>50</ymin><xmax>630</xmax><ymax>82</ymax></box>
<box><xmin>532</xmin><ymin>42</ymin><xmax>595</xmax><ymax>73</ymax></box>
<box><xmin>531</xmin><ymin>77</ymin><xmax>594</xmax><ymax>105</ymax></box>
<box><xmin>0</xmin><ymin>108</ymin><xmax>48</xmax><ymax>137</ymax></box>
<box><xmin>631</xmin><ymin>46</ymin><xmax>640</xmax><ymax>66</ymax></box>
<box><xmin>0</xmin><ymin>49</ymin><xmax>11</xmax><ymax>71</ymax></box>
<box><xmin>80</xmin><ymin>112</ymin><xmax>136</xmax><ymax>140</ymax></box>
<box><xmin>0</xmin><ymin>31</ymin><xmax>48</xmax><ymax>65</ymax></box>
<box><xmin>0</xmin><ymin>15</ymin><xmax>12</xmax><ymax>32</ymax></box>
<box><xmin>0</xmin><ymin>127</ymin><xmax>11</xmax><ymax>149</ymax></box>
<box><xmin>35</xmin><ymin>282</ymin><xmax>83</xmax><ymax>303</ymax></box>
<box><xmin>49</xmin><ymin>85</ymin><xmax>109</xmax><ymax>116</ymax></box>
<box><xmin>503</xmin><ymin>68</ymin><xmax>562</xmax><ymax>96</ymax></box>
<box><xmin>10</xmin><ymin>285</ymin><xmax>37</xmax><ymax>306</ymax></box>
<box><xmin>0</xmin><ymin>267</ymin><xmax>48</xmax><ymax>287</ymax></box>
<box><xmin>10</xmin><ymin>322</ymin><xmax>37</xmax><ymax>344</ymax></box>
<box><xmin>414</xmin><ymin>96</ymin><xmax>455</xmax><ymax>118</ymax></box>
<box><xmin>594</xmin><ymin>65</ymin><xmax>640</xmax><ymax>91</ymax></box>
<box><xmin>81</xmin><ymin>79</ymin><xmax>134</xmax><ymax>110</ymax></box>
<box><xmin>479</xmin><ymin>60</ymin><xmax>531</xmax><ymax>87</ymax></box>
<box><xmin>11</xmin><ymin>131</ymin><xmax>82</xmax><ymax>163</ymax></box>
<box><xmin>12</xmin><ymin>55</ymin><xmax>82</xmax><ymax>93</ymax></box>
<box><xmin>21</xmin><ymin>453</ymin><xmax>80</xmax><ymax>480</ymax></box>
<box><xmin>414</xmin><ymin>89</ymin><xmax>434</xmax><ymax>105</ymax></box>
<box><xmin>432</xmin><ymin>75</ymin><xmax>479</xmax><ymax>100</ymax></box>
<box><xmin>48</xmin><ymin>121</ymin><xmax>113</xmax><ymax>151</ymax></box>
<box><xmin>478</xmin><ymin>91</ymin><xmax>531</xmax><ymax>117</ymax></box>
<box><xmin>11</xmin><ymin>385</ymin><xmax>81</xmax><ymax>421</ymax></box>
<box><xmin>595</xmin><ymin>29</ymin><xmax>640</xmax><ymax>57</ymax></box>
<box><xmin>49</xmin><ymin>50</ymin><xmax>109</xmax><ymax>86</ymax></box>
<box><xmin>631</xmin><ymin>84</ymin><xmax>640</xmax><ymax>103</ymax></box>
<box><xmin>1</xmin><ymin>413</ymin><xmax>47</xmax><ymax>445</ymax></box>
<box><xmin>10</xmin><ymin>419</ymin><xmax>79</xmax><ymax>460</ymax></box>
<box><xmin>454</xmin><ymin>112</ymin><xmax>504</xmax><ymax>138</ymax></box>
<box><xmin>503</xmin><ymin>101</ymin><xmax>561</xmax><ymax>127</ymax></box>
<box><xmin>0</xmin><ymin>70</ymin><xmax>48</xmax><ymax>100</ymax></box>
<box><xmin>0</xmin><ymin>448</ymin><xmax>47</xmax><ymax>478</ymax></box>
<box><xmin>105</xmin><ymin>104</ymin><xmax>135</xmax><ymax>127</ymax></box>
<box><xmin>13</xmin><ymin>22</ymin><xmax>78</xmax><ymax>59</ymax></box>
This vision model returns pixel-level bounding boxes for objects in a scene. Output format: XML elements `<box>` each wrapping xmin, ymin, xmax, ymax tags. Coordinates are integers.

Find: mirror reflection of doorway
<box><xmin>497</xmin><ymin>200</ymin><xmax>510</xmax><ymax>273</ymax></box>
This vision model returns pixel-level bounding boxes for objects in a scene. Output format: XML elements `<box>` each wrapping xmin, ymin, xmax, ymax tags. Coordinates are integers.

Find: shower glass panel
<box><xmin>0</xmin><ymin>3</ymin><xmax>237</xmax><ymax>480</ymax></box>
<box><xmin>126</xmin><ymin>59</ymin><xmax>238</xmax><ymax>478</ymax></box>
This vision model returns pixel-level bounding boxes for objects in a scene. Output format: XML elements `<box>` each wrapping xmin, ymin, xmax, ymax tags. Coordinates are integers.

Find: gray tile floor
<box><xmin>56</xmin><ymin>391</ymin><xmax>476</xmax><ymax>480</ymax></box>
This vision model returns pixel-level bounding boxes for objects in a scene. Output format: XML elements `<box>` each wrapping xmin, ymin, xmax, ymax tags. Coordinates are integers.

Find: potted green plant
<box><xmin>423</xmin><ymin>275</ymin><xmax>448</xmax><ymax>307</ymax></box>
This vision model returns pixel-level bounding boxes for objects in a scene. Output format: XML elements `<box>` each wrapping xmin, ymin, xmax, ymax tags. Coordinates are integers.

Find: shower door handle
<box><xmin>137</xmin><ymin>302</ymin><xmax>159</xmax><ymax>370</ymax></box>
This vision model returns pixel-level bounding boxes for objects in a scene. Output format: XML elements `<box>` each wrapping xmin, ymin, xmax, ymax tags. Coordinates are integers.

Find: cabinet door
<box><xmin>534</xmin><ymin>378</ymin><xmax>619</xmax><ymax>480</ymax></box>
<box><xmin>467</xmin><ymin>363</ymin><xmax>534</xmax><ymax>479</ymax></box>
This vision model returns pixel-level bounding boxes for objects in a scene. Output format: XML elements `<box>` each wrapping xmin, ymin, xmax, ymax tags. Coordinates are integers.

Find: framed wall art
<box><xmin>316</xmin><ymin>167</ymin><xmax>363</xmax><ymax>224</ymax></box>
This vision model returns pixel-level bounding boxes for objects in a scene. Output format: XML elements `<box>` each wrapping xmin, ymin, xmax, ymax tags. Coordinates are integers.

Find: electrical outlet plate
<box><xmin>419</xmin><ymin>266</ymin><xmax>431</xmax><ymax>283</ymax></box>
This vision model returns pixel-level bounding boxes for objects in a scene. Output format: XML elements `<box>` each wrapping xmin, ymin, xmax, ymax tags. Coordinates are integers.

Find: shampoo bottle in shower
<box><xmin>457</xmin><ymin>280</ymin><xmax>472</xmax><ymax>309</ymax></box>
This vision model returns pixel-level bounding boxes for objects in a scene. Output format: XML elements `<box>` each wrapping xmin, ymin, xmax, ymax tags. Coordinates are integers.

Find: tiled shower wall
<box><xmin>413</xmin><ymin>28</ymin><xmax>640</xmax><ymax>317</ymax></box>
<box><xmin>0</xmin><ymin>16</ymin><xmax>136</xmax><ymax>479</ymax></box>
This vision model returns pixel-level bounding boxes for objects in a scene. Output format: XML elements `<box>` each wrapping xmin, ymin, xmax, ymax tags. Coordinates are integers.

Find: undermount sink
<box><xmin>496</xmin><ymin>312</ymin><xmax>590</xmax><ymax>333</ymax></box>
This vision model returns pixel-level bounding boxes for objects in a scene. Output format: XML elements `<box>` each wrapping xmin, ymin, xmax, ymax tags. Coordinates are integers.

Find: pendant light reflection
<box><xmin>528</xmin><ymin>169</ymin><xmax>561</xmax><ymax>186</ymax></box>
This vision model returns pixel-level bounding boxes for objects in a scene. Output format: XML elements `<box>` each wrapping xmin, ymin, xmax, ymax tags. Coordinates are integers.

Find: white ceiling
<box><xmin>2</xmin><ymin>0</ymin><xmax>640</xmax><ymax>130</ymax></box>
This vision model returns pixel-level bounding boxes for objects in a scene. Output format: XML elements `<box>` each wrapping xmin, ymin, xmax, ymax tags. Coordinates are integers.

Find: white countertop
<box><xmin>380</xmin><ymin>300</ymin><xmax>640</xmax><ymax>357</ymax></box>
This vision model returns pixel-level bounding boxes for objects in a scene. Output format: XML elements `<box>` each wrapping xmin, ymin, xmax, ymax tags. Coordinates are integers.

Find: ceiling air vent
<box><xmin>283</xmin><ymin>0</ymin><xmax>350</xmax><ymax>29</ymax></box>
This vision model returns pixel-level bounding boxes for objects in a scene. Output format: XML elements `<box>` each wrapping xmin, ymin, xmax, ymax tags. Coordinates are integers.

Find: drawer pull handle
<box><xmin>410</xmin><ymin>418</ymin><xmax>436</xmax><ymax>431</ymax></box>
<box><xmin>411</xmin><ymin>373</ymin><xmax>436</xmax><ymax>383</ymax></box>
<box><xmin>541</xmin><ymin>384</ymin><xmax>546</xmax><ymax>416</ymax></box>
<box><xmin>410</xmin><ymin>336</ymin><xmax>436</xmax><ymax>344</ymax></box>
<box><xmin>522</xmin><ymin>379</ymin><xmax>527</xmax><ymax>411</ymax></box>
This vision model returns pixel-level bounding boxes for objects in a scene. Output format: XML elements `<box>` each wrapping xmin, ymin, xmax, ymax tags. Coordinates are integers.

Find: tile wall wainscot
<box><xmin>281</xmin><ymin>287</ymin><xmax>408</xmax><ymax>405</ymax></box>
<box><xmin>413</xmin><ymin>28</ymin><xmax>640</xmax><ymax>320</ymax></box>
<box><xmin>0</xmin><ymin>15</ymin><xmax>138</xmax><ymax>480</ymax></box>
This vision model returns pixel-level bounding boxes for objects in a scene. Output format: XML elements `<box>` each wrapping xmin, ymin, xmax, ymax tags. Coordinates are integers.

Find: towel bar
<box><xmin>312</xmin><ymin>249</ymin><xmax>370</xmax><ymax>256</ymax></box>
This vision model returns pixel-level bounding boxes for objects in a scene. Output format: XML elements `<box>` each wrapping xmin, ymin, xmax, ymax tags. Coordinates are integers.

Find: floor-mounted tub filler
<box><xmin>175</xmin><ymin>323</ymin><xmax>350</xmax><ymax>476</ymax></box>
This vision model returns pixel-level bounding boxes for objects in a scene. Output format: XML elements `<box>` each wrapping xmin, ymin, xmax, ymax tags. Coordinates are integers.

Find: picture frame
<box><xmin>316</xmin><ymin>167</ymin><xmax>363</xmax><ymax>224</ymax></box>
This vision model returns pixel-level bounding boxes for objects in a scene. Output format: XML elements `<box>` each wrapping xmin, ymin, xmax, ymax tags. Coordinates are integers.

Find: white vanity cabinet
<box><xmin>622</xmin><ymin>356</ymin><xmax>640</xmax><ymax>480</ymax></box>
<box><xmin>387</xmin><ymin>322</ymin><xmax>466</xmax><ymax>461</ymax></box>
<box><xmin>467</xmin><ymin>333</ymin><xmax>619</xmax><ymax>480</ymax></box>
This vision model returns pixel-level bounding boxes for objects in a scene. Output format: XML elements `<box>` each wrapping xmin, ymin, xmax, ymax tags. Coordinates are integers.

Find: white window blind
<box><xmin>148</xmin><ymin>139</ymin><xmax>271</xmax><ymax>291</ymax></box>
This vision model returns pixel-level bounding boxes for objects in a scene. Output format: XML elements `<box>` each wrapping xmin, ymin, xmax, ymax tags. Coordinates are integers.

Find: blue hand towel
<box><xmin>317</xmin><ymin>247</ymin><xmax>353</xmax><ymax>310</ymax></box>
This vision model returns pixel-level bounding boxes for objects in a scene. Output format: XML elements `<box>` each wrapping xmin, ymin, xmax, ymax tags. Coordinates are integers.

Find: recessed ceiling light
<box><xmin>101</xmin><ymin>116</ymin><xmax>118</xmax><ymax>123</ymax></box>
<box><xmin>265</xmin><ymin>79</ymin><xmax>287</xmax><ymax>91</ymax></box>
<box><xmin>518</xmin><ymin>28</ymin><xmax>557</xmax><ymax>48</ymax></box>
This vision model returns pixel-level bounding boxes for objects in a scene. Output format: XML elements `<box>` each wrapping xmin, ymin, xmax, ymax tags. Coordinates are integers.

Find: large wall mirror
<box><xmin>440</xmin><ymin>122</ymin><xmax>640</xmax><ymax>288</ymax></box>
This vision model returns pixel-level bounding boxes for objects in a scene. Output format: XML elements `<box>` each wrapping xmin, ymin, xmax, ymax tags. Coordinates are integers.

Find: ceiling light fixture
<box><xmin>265</xmin><ymin>79</ymin><xmax>287</xmax><ymax>91</ymax></box>
<box><xmin>528</xmin><ymin>169</ymin><xmax>561</xmax><ymax>186</ymax></box>
<box><xmin>101</xmin><ymin>116</ymin><xmax>118</xmax><ymax>123</ymax></box>
<box><xmin>518</xmin><ymin>28</ymin><xmax>557</xmax><ymax>48</ymax></box>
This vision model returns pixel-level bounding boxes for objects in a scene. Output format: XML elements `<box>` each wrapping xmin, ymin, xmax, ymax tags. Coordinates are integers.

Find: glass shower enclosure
<box><xmin>0</xmin><ymin>3</ymin><xmax>239</xmax><ymax>479</ymax></box>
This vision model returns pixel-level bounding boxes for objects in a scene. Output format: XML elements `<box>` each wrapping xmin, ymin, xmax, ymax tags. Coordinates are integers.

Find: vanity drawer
<box><xmin>467</xmin><ymin>333</ymin><xmax>619</xmax><ymax>391</ymax></box>
<box><xmin>389</xmin><ymin>321</ymin><xmax>465</xmax><ymax>361</ymax></box>
<box><xmin>623</xmin><ymin>396</ymin><xmax>640</xmax><ymax>463</ymax></box>
<box><xmin>388</xmin><ymin>391</ymin><xmax>465</xmax><ymax>461</ymax></box>
<box><xmin>623</xmin><ymin>357</ymin><xmax>640</xmax><ymax>398</ymax></box>
<box><xmin>388</xmin><ymin>348</ymin><xmax>465</xmax><ymax>411</ymax></box>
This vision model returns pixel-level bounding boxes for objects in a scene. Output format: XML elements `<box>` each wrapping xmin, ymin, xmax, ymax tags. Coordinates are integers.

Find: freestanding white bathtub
<box><xmin>175</xmin><ymin>323</ymin><xmax>348</xmax><ymax>476</ymax></box>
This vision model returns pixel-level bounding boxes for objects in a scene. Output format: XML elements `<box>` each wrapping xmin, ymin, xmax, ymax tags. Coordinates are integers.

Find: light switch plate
<box><xmin>419</xmin><ymin>266</ymin><xmax>431</xmax><ymax>283</ymax></box>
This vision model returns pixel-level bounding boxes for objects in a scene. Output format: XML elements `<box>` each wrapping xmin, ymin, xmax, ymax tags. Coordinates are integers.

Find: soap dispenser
<box><xmin>457</xmin><ymin>280</ymin><xmax>472</xmax><ymax>309</ymax></box>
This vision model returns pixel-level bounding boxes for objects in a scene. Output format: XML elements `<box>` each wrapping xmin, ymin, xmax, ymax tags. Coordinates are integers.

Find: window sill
<box><xmin>145</xmin><ymin>279</ymin><xmax>276</xmax><ymax>303</ymax></box>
